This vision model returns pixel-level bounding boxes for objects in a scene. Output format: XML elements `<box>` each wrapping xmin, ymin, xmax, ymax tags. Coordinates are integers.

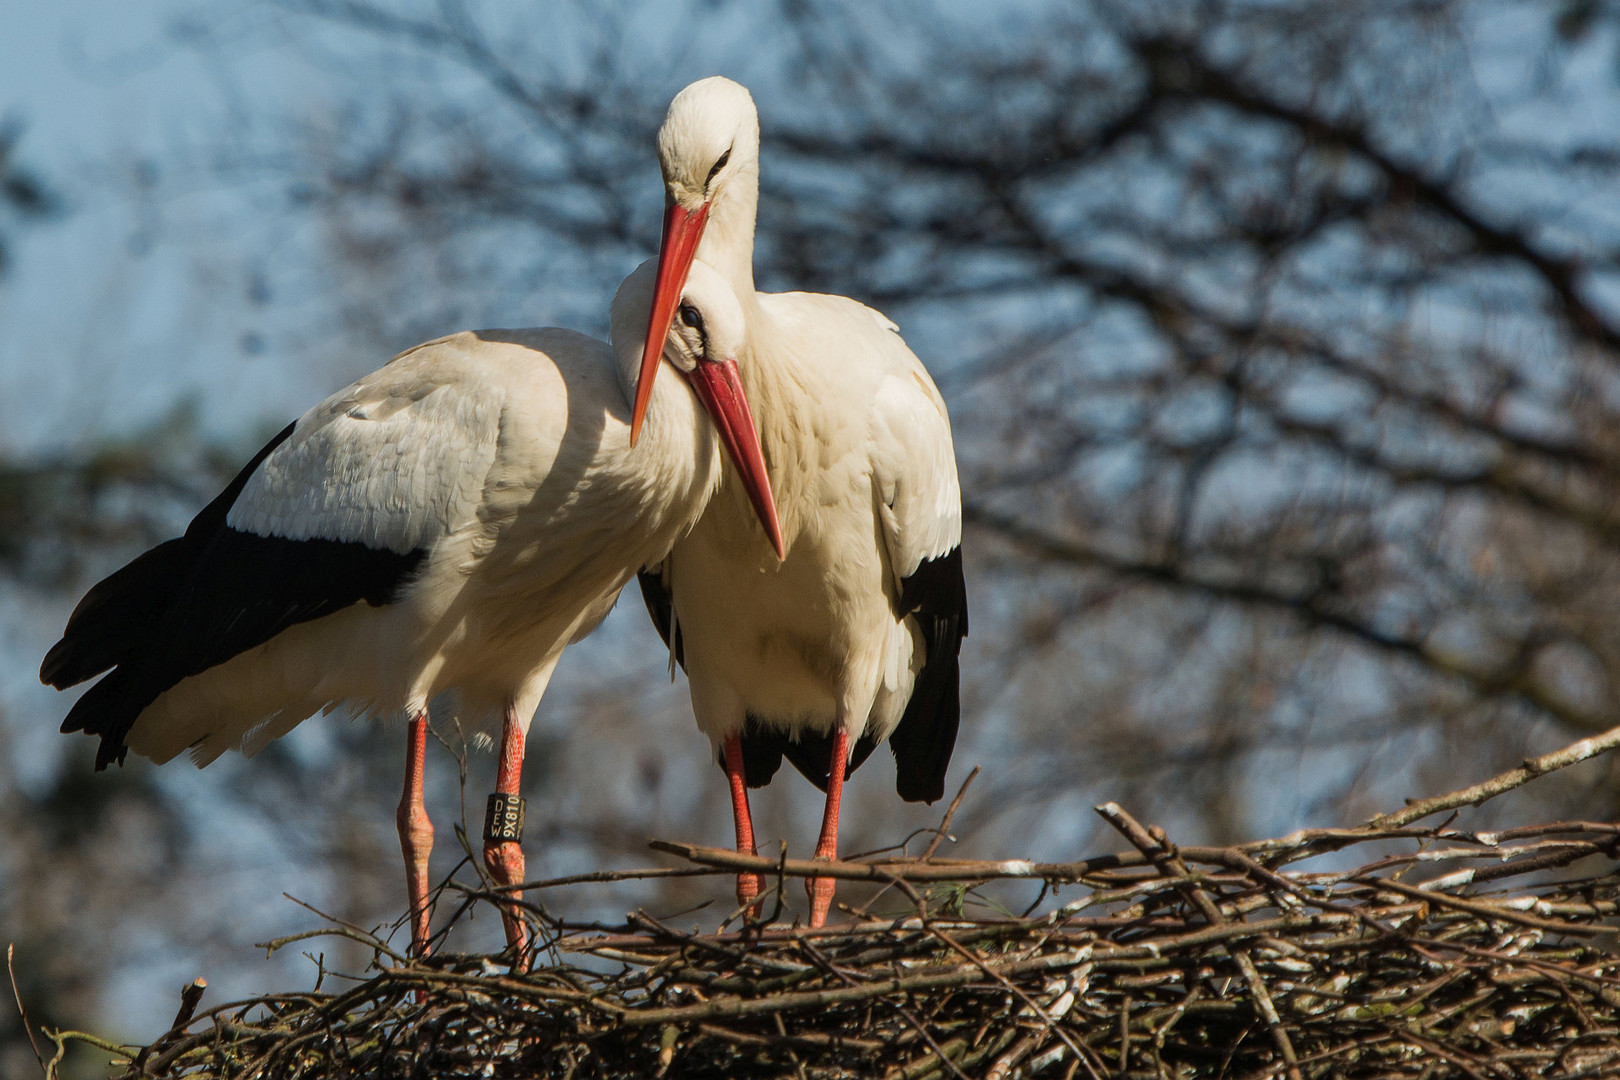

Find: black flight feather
<box><xmin>47</xmin><ymin>421</ymin><xmax>427</xmax><ymax>769</ymax></box>
<box><xmin>885</xmin><ymin>544</ymin><xmax>968</xmax><ymax>803</ymax></box>
<box><xmin>636</xmin><ymin>568</ymin><xmax>683</xmax><ymax>669</ymax></box>
<box><xmin>40</xmin><ymin>421</ymin><xmax>298</xmax><ymax>690</ymax></box>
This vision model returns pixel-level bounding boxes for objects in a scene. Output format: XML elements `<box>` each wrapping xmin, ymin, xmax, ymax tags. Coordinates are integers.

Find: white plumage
<box><xmin>632</xmin><ymin>77</ymin><xmax>968</xmax><ymax>927</ymax></box>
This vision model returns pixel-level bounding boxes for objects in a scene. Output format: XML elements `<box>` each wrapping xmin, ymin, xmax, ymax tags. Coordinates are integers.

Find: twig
<box><xmin>6</xmin><ymin>944</ymin><xmax>46</xmax><ymax>1075</ymax></box>
<box><xmin>130</xmin><ymin>978</ymin><xmax>208</xmax><ymax>1075</ymax></box>
<box><xmin>256</xmin><ymin>927</ymin><xmax>407</xmax><ymax>965</ymax></box>
<box><xmin>170</xmin><ymin>979</ymin><xmax>207</xmax><ymax>1031</ymax></box>
<box><xmin>927</xmin><ymin>923</ymin><xmax>1101</xmax><ymax>1080</ymax></box>
<box><xmin>798</xmin><ymin>934</ymin><xmax>972</xmax><ymax>1080</ymax></box>
<box><xmin>619</xmin><ymin>948</ymin><xmax>1093</xmax><ymax>1026</ymax></box>
<box><xmin>1356</xmin><ymin>876</ymin><xmax>1604</xmax><ymax>937</ymax></box>
<box><xmin>1366</xmin><ymin>724</ymin><xmax>1620</xmax><ymax>830</ymax></box>
<box><xmin>650</xmin><ymin>838</ymin><xmax>1135</xmax><ymax>883</ymax></box>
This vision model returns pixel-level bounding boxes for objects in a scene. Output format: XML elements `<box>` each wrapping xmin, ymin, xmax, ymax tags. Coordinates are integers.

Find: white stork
<box><xmin>42</xmin><ymin>259</ymin><xmax>781</xmax><ymax>956</ymax></box>
<box><xmin>632</xmin><ymin>77</ymin><xmax>968</xmax><ymax>927</ymax></box>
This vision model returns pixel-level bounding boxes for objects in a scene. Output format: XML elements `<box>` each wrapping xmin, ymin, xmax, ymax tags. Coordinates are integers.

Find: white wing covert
<box><xmin>869</xmin><ymin>359</ymin><xmax>963</xmax><ymax>591</ymax></box>
<box><xmin>228</xmin><ymin>352</ymin><xmax>505</xmax><ymax>554</ymax></box>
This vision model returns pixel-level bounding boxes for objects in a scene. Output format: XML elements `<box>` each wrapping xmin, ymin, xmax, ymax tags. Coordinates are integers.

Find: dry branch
<box><xmin>43</xmin><ymin>728</ymin><xmax>1620</xmax><ymax>1079</ymax></box>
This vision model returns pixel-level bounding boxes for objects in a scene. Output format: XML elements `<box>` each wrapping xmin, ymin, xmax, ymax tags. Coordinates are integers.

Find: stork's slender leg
<box><xmin>395</xmin><ymin>711</ymin><xmax>434</xmax><ymax>957</ymax></box>
<box><xmin>806</xmin><ymin>728</ymin><xmax>851</xmax><ymax>928</ymax></box>
<box><xmin>722</xmin><ymin>734</ymin><xmax>765</xmax><ymax>915</ymax></box>
<box><xmin>483</xmin><ymin>705</ymin><xmax>529</xmax><ymax>955</ymax></box>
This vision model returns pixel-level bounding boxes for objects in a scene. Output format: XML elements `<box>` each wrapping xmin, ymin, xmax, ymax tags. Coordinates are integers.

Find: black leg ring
<box><xmin>484</xmin><ymin>793</ymin><xmax>526</xmax><ymax>845</ymax></box>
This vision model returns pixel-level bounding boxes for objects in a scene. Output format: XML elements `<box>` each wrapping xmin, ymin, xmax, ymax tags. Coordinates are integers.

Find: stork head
<box><xmin>631</xmin><ymin>77</ymin><xmax>760</xmax><ymax>445</ymax></box>
<box><xmin>612</xmin><ymin>258</ymin><xmax>785</xmax><ymax>560</ymax></box>
<box><xmin>657</xmin><ymin>77</ymin><xmax>759</xmax><ymax>213</ymax></box>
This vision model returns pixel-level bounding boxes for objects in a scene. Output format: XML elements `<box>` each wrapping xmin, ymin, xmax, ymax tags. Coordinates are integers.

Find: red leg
<box><xmin>723</xmin><ymin>734</ymin><xmax>765</xmax><ymax>915</ymax></box>
<box><xmin>395</xmin><ymin>711</ymin><xmax>434</xmax><ymax>957</ymax></box>
<box><xmin>482</xmin><ymin>707</ymin><xmax>529</xmax><ymax>955</ymax></box>
<box><xmin>806</xmin><ymin>728</ymin><xmax>850</xmax><ymax>928</ymax></box>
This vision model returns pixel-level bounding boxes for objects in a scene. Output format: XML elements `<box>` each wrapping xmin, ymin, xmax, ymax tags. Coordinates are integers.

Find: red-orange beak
<box><xmin>684</xmin><ymin>357</ymin><xmax>786</xmax><ymax>560</ymax></box>
<box><xmin>631</xmin><ymin>201</ymin><xmax>710</xmax><ymax>446</ymax></box>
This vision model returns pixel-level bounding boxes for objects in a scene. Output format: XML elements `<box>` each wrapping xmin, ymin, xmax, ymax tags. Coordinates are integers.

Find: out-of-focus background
<box><xmin>4</xmin><ymin>0</ymin><xmax>1620</xmax><ymax>1073</ymax></box>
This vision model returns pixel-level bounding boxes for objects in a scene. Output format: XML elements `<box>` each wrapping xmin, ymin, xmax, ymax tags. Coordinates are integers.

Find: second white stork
<box><xmin>41</xmin><ymin>259</ymin><xmax>780</xmax><ymax>956</ymax></box>
<box><xmin>632</xmin><ymin>77</ymin><xmax>968</xmax><ymax>927</ymax></box>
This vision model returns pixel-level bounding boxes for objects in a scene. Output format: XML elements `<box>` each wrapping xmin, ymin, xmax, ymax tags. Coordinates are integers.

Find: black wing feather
<box><xmin>48</xmin><ymin>421</ymin><xmax>427</xmax><ymax>769</ymax></box>
<box><xmin>41</xmin><ymin>422</ymin><xmax>298</xmax><ymax>690</ymax></box>
<box><xmin>40</xmin><ymin>536</ymin><xmax>193</xmax><ymax>690</ymax></box>
<box><xmin>885</xmin><ymin>545</ymin><xmax>968</xmax><ymax>803</ymax></box>
<box><xmin>735</xmin><ymin>716</ymin><xmax>789</xmax><ymax>788</ymax></box>
<box><xmin>636</xmin><ymin>568</ymin><xmax>683</xmax><ymax>669</ymax></box>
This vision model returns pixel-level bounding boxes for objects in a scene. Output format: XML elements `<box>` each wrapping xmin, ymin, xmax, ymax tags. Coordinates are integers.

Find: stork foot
<box><xmin>806</xmin><ymin>872</ymin><xmax>836</xmax><ymax>928</ymax></box>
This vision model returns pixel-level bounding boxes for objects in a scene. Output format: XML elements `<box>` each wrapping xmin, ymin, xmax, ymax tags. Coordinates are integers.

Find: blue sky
<box><xmin>0</xmin><ymin>2</ymin><xmax>345</xmax><ymax>454</ymax></box>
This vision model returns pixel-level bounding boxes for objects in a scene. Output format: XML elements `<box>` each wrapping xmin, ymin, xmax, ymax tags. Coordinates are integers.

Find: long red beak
<box><xmin>684</xmin><ymin>358</ymin><xmax>786</xmax><ymax>560</ymax></box>
<box><xmin>631</xmin><ymin>202</ymin><xmax>710</xmax><ymax>446</ymax></box>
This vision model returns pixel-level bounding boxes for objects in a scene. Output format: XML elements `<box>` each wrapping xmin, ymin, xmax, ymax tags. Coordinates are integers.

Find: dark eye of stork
<box><xmin>705</xmin><ymin>148</ymin><xmax>731</xmax><ymax>188</ymax></box>
<box><xmin>679</xmin><ymin>304</ymin><xmax>705</xmax><ymax>333</ymax></box>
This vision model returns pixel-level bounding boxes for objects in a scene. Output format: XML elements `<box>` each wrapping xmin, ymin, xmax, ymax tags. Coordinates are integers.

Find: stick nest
<box><xmin>38</xmin><ymin>734</ymin><xmax>1620</xmax><ymax>1080</ymax></box>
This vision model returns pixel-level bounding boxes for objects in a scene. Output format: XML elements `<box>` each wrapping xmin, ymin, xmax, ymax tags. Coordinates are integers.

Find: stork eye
<box><xmin>679</xmin><ymin>304</ymin><xmax>704</xmax><ymax>331</ymax></box>
<box><xmin>705</xmin><ymin>148</ymin><xmax>731</xmax><ymax>187</ymax></box>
